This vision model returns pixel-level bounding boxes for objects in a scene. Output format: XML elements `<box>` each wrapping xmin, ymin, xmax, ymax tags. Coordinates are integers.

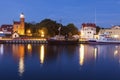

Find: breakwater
<box><xmin>0</xmin><ymin>40</ymin><xmax>47</xmax><ymax>44</ymax></box>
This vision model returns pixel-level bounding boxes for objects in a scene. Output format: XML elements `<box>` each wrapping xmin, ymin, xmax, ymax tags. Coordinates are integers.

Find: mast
<box><xmin>95</xmin><ymin>8</ymin><xmax>97</xmax><ymax>24</ymax></box>
<box><xmin>58</xmin><ymin>19</ymin><xmax>62</xmax><ymax>36</ymax></box>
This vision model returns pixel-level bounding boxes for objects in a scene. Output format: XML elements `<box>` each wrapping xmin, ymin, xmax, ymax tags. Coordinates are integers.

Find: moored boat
<box><xmin>47</xmin><ymin>35</ymin><xmax>79</xmax><ymax>45</ymax></box>
<box><xmin>88</xmin><ymin>33</ymin><xmax>120</xmax><ymax>44</ymax></box>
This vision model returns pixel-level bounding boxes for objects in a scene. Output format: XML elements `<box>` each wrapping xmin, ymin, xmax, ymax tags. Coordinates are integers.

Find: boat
<box><xmin>88</xmin><ymin>33</ymin><xmax>120</xmax><ymax>44</ymax></box>
<box><xmin>47</xmin><ymin>35</ymin><xmax>79</xmax><ymax>45</ymax></box>
<box><xmin>96</xmin><ymin>38</ymin><xmax>120</xmax><ymax>44</ymax></box>
<box><xmin>47</xmin><ymin>26</ymin><xmax>79</xmax><ymax>45</ymax></box>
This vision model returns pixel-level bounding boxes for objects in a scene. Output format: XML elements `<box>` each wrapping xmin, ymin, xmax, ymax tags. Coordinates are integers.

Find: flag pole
<box><xmin>58</xmin><ymin>20</ymin><xmax>62</xmax><ymax>36</ymax></box>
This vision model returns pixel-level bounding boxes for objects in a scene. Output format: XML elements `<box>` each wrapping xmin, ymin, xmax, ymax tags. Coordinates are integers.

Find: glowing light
<box><xmin>27</xmin><ymin>29</ymin><xmax>31</xmax><ymax>34</ymax></box>
<box><xmin>19</xmin><ymin>57</ymin><xmax>24</xmax><ymax>76</ymax></box>
<box><xmin>27</xmin><ymin>44</ymin><xmax>32</xmax><ymax>50</ymax></box>
<box><xmin>27</xmin><ymin>44</ymin><xmax>32</xmax><ymax>54</ymax></box>
<box><xmin>41</xmin><ymin>31</ymin><xmax>44</xmax><ymax>37</ymax></box>
<box><xmin>81</xmin><ymin>30</ymin><xmax>84</xmax><ymax>37</ymax></box>
<box><xmin>0</xmin><ymin>31</ymin><xmax>3</xmax><ymax>34</ymax></box>
<box><xmin>20</xmin><ymin>13</ymin><xmax>24</xmax><ymax>18</ymax></box>
<box><xmin>114</xmin><ymin>35</ymin><xmax>119</xmax><ymax>38</ymax></box>
<box><xmin>40</xmin><ymin>45</ymin><xmax>45</xmax><ymax>64</ymax></box>
<box><xmin>12</xmin><ymin>45</ymin><xmax>25</xmax><ymax>77</ymax></box>
<box><xmin>114</xmin><ymin>50</ymin><xmax>118</xmax><ymax>56</ymax></box>
<box><xmin>79</xmin><ymin>44</ymin><xmax>85</xmax><ymax>66</ymax></box>
<box><xmin>0</xmin><ymin>44</ymin><xmax>4</xmax><ymax>55</ymax></box>
<box><xmin>94</xmin><ymin>48</ymin><xmax>97</xmax><ymax>60</ymax></box>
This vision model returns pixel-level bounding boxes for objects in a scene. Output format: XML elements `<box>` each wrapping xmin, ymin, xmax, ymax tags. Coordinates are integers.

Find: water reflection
<box><xmin>79</xmin><ymin>44</ymin><xmax>85</xmax><ymax>66</ymax></box>
<box><xmin>94</xmin><ymin>47</ymin><xmax>98</xmax><ymax>60</ymax></box>
<box><xmin>12</xmin><ymin>44</ymin><xmax>25</xmax><ymax>76</ymax></box>
<box><xmin>19</xmin><ymin>57</ymin><xmax>24</xmax><ymax>76</ymax></box>
<box><xmin>27</xmin><ymin>44</ymin><xmax>32</xmax><ymax>54</ymax></box>
<box><xmin>79</xmin><ymin>44</ymin><xmax>99</xmax><ymax>66</ymax></box>
<box><xmin>40</xmin><ymin>45</ymin><xmax>45</xmax><ymax>64</ymax></box>
<box><xmin>4</xmin><ymin>44</ymin><xmax>120</xmax><ymax>79</ymax></box>
<box><xmin>0</xmin><ymin>44</ymin><xmax>4</xmax><ymax>55</ymax></box>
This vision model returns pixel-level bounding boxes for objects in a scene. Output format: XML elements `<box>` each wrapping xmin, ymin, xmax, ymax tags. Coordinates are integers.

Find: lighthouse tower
<box><xmin>20</xmin><ymin>13</ymin><xmax>25</xmax><ymax>35</ymax></box>
<box><xmin>13</xmin><ymin>13</ymin><xmax>25</xmax><ymax>38</ymax></box>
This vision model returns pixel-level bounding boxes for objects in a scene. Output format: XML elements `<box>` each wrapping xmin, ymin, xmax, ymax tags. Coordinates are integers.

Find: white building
<box><xmin>99</xmin><ymin>25</ymin><xmax>120</xmax><ymax>40</ymax></box>
<box><xmin>80</xmin><ymin>23</ymin><xmax>96</xmax><ymax>40</ymax></box>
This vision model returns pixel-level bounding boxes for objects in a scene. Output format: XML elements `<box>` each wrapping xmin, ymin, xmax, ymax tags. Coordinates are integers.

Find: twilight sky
<box><xmin>0</xmin><ymin>0</ymin><xmax>120</xmax><ymax>28</ymax></box>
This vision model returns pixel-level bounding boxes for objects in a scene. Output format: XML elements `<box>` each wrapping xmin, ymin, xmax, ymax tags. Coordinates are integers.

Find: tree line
<box><xmin>25</xmin><ymin>18</ymin><xmax>101</xmax><ymax>38</ymax></box>
<box><xmin>25</xmin><ymin>19</ymin><xmax>79</xmax><ymax>37</ymax></box>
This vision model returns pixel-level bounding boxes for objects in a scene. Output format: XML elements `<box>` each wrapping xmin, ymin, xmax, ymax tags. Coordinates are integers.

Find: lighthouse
<box><xmin>13</xmin><ymin>13</ymin><xmax>25</xmax><ymax>35</ymax></box>
<box><xmin>20</xmin><ymin>13</ymin><xmax>25</xmax><ymax>35</ymax></box>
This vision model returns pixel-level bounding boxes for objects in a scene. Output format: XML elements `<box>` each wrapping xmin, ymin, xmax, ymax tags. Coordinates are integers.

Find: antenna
<box><xmin>95</xmin><ymin>8</ymin><xmax>97</xmax><ymax>24</ymax></box>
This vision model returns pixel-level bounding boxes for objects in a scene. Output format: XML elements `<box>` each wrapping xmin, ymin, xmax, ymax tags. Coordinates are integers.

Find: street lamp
<box><xmin>41</xmin><ymin>31</ymin><xmax>44</xmax><ymax>37</ymax></box>
<box><xmin>27</xmin><ymin>29</ymin><xmax>32</xmax><ymax>36</ymax></box>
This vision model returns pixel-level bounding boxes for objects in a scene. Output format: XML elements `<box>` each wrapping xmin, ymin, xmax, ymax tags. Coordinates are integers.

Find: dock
<box><xmin>0</xmin><ymin>39</ymin><xmax>47</xmax><ymax>44</ymax></box>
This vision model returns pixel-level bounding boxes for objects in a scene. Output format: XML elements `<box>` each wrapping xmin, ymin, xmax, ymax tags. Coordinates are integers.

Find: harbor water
<box><xmin>0</xmin><ymin>44</ymin><xmax>120</xmax><ymax>80</ymax></box>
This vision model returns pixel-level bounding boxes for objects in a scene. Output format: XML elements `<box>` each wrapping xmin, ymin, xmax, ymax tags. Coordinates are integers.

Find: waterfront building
<box><xmin>0</xmin><ymin>13</ymin><xmax>25</xmax><ymax>38</ymax></box>
<box><xmin>99</xmin><ymin>25</ymin><xmax>120</xmax><ymax>40</ymax></box>
<box><xmin>13</xmin><ymin>13</ymin><xmax>25</xmax><ymax>36</ymax></box>
<box><xmin>0</xmin><ymin>25</ymin><xmax>13</xmax><ymax>35</ymax></box>
<box><xmin>80</xmin><ymin>23</ymin><xmax>96</xmax><ymax>40</ymax></box>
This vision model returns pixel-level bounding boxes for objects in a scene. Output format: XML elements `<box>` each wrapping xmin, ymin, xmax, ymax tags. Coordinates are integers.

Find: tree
<box><xmin>38</xmin><ymin>19</ymin><xmax>60</xmax><ymax>37</ymax></box>
<box><xmin>66</xmin><ymin>23</ymin><xmax>79</xmax><ymax>35</ymax></box>
<box><xmin>25</xmin><ymin>19</ymin><xmax>79</xmax><ymax>37</ymax></box>
<box><xmin>96</xmin><ymin>26</ymin><xmax>101</xmax><ymax>34</ymax></box>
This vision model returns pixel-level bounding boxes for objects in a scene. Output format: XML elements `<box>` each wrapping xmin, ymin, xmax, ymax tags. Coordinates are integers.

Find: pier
<box><xmin>0</xmin><ymin>39</ymin><xmax>47</xmax><ymax>44</ymax></box>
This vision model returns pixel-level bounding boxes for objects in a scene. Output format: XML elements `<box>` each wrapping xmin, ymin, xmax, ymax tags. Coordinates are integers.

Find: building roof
<box><xmin>1</xmin><ymin>24</ymin><xmax>13</xmax><ymax>28</ymax></box>
<box><xmin>13</xmin><ymin>21</ymin><xmax>20</xmax><ymax>24</ymax></box>
<box><xmin>0</xmin><ymin>24</ymin><xmax>13</xmax><ymax>32</ymax></box>
<box><xmin>82</xmin><ymin>23</ymin><xmax>96</xmax><ymax>28</ymax></box>
<box><xmin>112</xmin><ymin>25</ymin><xmax>120</xmax><ymax>29</ymax></box>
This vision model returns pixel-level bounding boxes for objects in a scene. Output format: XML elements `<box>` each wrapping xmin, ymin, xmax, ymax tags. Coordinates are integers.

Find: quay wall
<box><xmin>0</xmin><ymin>40</ymin><xmax>47</xmax><ymax>44</ymax></box>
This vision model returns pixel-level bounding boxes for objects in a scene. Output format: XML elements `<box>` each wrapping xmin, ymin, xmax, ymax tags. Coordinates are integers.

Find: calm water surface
<box><xmin>0</xmin><ymin>44</ymin><xmax>120</xmax><ymax>80</ymax></box>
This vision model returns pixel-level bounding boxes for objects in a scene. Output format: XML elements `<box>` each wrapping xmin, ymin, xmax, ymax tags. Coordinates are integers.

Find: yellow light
<box><xmin>114</xmin><ymin>35</ymin><xmax>119</xmax><ymax>38</ymax></box>
<box><xmin>27</xmin><ymin>29</ymin><xmax>31</xmax><ymax>34</ymax></box>
<box><xmin>40</xmin><ymin>45</ymin><xmax>45</xmax><ymax>64</ymax></box>
<box><xmin>94</xmin><ymin>48</ymin><xmax>97</xmax><ymax>60</ymax></box>
<box><xmin>114</xmin><ymin>50</ymin><xmax>118</xmax><ymax>56</ymax></box>
<box><xmin>79</xmin><ymin>44</ymin><xmax>85</xmax><ymax>66</ymax></box>
<box><xmin>41</xmin><ymin>31</ymin><xmax>44</xmax><ymax>37</ymax></box>
<box><xmin>12</xmin><ymin>45</ymin><xmax>25</xmax><ymax>76</ymax></box>
<box><xmin>27</xmin><ymin>44</ymin><xmax>32</xmax><ymax>54</ymax></box>
<box><xmin>81</xmin><ymin>30</ymin><xmax>84</xmax><ymax>37</ymax></box>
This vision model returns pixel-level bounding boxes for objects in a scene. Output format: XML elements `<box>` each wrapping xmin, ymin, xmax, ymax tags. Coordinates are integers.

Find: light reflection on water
<box><xmin>13</xmin><ymin>45</ymin><xmax>25</xmax><ymax>76</ymax></box>
<box><xmin>79</xmin><ymin>44</ymin><xmax>84</xmax><ymax>66</ymax></box>
<box><xmin>0</xmin><ymin>44</ymin><xmax>4</xmax><ymax>55</ymax></box>
<box><xmin>40</xmin><ymin>45</ymin><xmax>45</xmax><ymax>64</ymax></box>
<box><xmin>0</xmin><ymin>44</ymin><xmax>120</xmax><ymax>80</ymax></box>
<box><xmin>27</xmin><ymin>44</ymin><xmax>32</xmax><ymax>54</ymax></box>
<box><xmin>94</xmin><ymin>47</ymin><xmax>98</xmax><ymax>60</ymax></box>
<box><xmin>19</xmin><ymin>57</ymin><xmax>24</xmax><ymax>76</ymax></box>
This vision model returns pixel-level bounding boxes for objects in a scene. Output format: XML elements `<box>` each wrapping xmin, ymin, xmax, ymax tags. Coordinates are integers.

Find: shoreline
<box><xmin>0</xmin><ymin>39</ymin><xmax>120</xmax><ymax>45</ymax></box>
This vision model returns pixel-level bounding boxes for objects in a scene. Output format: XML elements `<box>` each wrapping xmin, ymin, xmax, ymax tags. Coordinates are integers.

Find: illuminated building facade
<box><xmin>99</xmin><ymin>25</ymin><xmax>120</xmax><ymax>40</ymax></box>
<box><xmin>13</xmin><ymin>13</ymin><xmax>25</xmax><ymax>35</ymax></box>
<box><xmin>80</xmin><ymin>23</ymin><xmax>96</xmax><ymax>40</ymax></box>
